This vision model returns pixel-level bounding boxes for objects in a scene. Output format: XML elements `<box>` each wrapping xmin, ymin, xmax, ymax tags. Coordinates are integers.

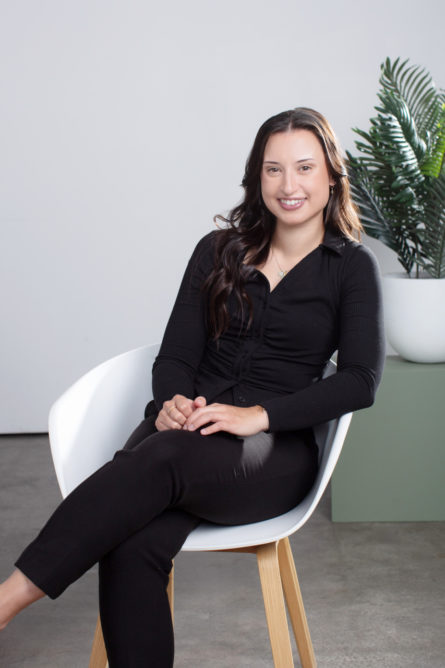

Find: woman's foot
<box><xmin>0</xmin><ymin>569</ymin><xmax>45</xmax><ymax>629</ymax></box>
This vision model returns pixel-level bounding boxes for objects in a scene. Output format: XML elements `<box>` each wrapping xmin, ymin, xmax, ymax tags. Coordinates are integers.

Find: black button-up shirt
<box><xmin>152</xmin><ymin>227</ymin><xmax>385</xmax><ymax>432</ymax></box>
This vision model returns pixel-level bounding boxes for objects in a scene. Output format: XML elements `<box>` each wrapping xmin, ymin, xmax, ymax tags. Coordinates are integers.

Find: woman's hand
<box><xmin>155</xmin><ymin>395</ymin><xmax>207</xmax><ymax>431</ymax></box>
<box><xmin>183</xmin><ymin>403</ymin><xmax>269</xmax><ymax>437</ymax></box>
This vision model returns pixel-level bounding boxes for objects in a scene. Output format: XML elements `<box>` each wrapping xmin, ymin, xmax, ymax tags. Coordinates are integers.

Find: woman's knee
<box><xmin>122</xmin><ymin>416</ymin><xmax>157</xmax><ymax>451</ymax></box>
<box><xmin>100</xmin><ymin>510</ymin><xmax>199</xmax><ymax>576</ymax></box>
<box><xmin>100</xmin><ymin>531</ymin><xmax>169</xmax><ymax>584</ymax></box>
<box><xmin>119</xmin><ymin>429</ymin><xmax>202</xmax><ymax>470</ymax></box>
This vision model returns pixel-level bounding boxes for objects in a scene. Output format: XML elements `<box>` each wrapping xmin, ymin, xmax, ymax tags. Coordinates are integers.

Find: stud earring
<box><xmin>330</xmin><ymin>185</ymin><xmax>334</xmax><ymax>196</ymax></box>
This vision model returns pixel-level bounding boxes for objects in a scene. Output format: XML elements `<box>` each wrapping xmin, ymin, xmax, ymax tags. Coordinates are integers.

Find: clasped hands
<box><xmin>155</xmin><ymin>394</ymin><xmax>269</xmax><ymax>437</ymax></box>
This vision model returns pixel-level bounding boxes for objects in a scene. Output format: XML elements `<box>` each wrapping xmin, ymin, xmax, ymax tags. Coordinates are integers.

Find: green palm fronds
<box><xmin>346</xmin><ymin>57</ymin><xmax>445</xmax><ymax>277</ymax></box>
<box><xmin>421</xmin><ymin>104</ymin><xmax>445</xmax><ymax>178</ymax></box>
<box><xmin>421</xmin><ymin>172</ymin><xmax>445</xmax><ymax>277</ymax></box>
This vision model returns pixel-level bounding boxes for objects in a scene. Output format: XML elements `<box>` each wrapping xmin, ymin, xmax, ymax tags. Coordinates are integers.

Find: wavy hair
<box><xmin>204</xmin><ymin>107</ymin><xmax>362</xmax><ymax>339</ymax></box>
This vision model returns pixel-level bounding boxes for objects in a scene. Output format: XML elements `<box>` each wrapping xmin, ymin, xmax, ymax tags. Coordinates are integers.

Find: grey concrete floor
<box><xmin>1</xmin><ymin>434</ymin><xmax>444</xmax><ymax>668</ymax></box>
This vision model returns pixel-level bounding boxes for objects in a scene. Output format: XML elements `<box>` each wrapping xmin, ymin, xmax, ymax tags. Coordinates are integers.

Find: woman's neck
<box><xmin>271</xmin><ymin>221</ymin><xmax>325</xmax><ymax>262</ymax></box>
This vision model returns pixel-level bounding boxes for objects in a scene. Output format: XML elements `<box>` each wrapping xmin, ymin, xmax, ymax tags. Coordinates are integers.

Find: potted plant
<box><xmin>347</xmin><ymin>57</ymin><xmax>445</xmax><ymax>362</ymax></box>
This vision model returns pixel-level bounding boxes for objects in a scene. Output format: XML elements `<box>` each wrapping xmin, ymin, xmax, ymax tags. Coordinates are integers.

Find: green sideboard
<box><xmin>331</xmin><ymin>356</ymin><xmax>445</xmax><ymax>522</ymax></box>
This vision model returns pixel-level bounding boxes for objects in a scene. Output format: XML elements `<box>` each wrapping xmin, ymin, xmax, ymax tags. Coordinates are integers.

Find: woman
<box><xmin>0</xmin><ymin>107</ymin><xmax>385</xmax><ymax>666</ymax></box>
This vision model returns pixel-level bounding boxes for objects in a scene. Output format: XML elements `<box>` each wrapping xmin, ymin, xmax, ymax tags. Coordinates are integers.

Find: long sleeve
<box><xmin>151</xmin><ymin>232</ymin><xmax>215</xmax><ymax>410</ymax></box>
<box><xmin>260</xmin><ymin>243</ymin><xmax>386</xmax><ymax>432</ymax></box>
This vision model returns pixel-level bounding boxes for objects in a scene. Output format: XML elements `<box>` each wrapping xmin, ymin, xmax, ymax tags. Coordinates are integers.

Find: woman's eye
<box><xmin>266</xmin><ymin>167</ymin><xmax>280</xmax><ymax>174</ymax></box>
<box><xmin>300</xmin><ymin>165</ymin><xmax>312</xmax><ymax>172</ymax></box>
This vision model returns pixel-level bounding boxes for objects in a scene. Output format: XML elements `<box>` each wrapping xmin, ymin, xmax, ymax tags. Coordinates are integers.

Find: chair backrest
<box><xmin>49</xmin><ymin>344</ymin><xmax>160</xmax><ymax>497</ymax></box>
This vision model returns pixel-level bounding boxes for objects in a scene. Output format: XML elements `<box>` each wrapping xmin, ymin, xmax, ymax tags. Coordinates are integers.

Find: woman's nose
<box><xmin>281</xmin><ymin>170</ymin><xmax>299</xmax><ymax>195</ymax></box>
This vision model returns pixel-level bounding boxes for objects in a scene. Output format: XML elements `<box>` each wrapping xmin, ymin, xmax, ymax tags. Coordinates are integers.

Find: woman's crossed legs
<box><xmin>3</xmin><ymin>421</ymin><xmax>318</xmax><ymax>666</ymax></box>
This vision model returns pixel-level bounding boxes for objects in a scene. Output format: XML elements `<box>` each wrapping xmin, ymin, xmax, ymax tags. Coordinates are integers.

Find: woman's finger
<box><xmin>185</xmin><ymin>407</ymin><xmax>221</xmax><ymax>431</ymax></box>
<box><xmin>185</xmin><ymin>403</ymin><xmax>221</xmax><ymax>429</ymax></box>
<box><xmin>155</xmin><ymin>415</ymin><xmax>168</xmax><ymax>431</ymax></box>
<box><xmin>156</xmin><ymin>408</ymin><xmax>183</xmax><ymax>431</ymax></box>
<box><xmin>162</xmin><ymin>398</ymin><xmax>188</xmax><ymax>426</ymax></box>
<box><xmin>193</xmin><ymin>396</ymin><xmax>207</xmax><ymax>408</ymax></box>
<box><xmin>165</xmin><ymin>410</ymin><xmax>183</xmax><ymax>429</ymax></box>
<box><xmin>187</xmin><ymin>404</ymin><xmax>268</xmax><ymax>437</ymax></box>
<box><xmin>181</xmin><ymin>407</ymin><xmax>221</xmax><ymax>434</ymax></box>
<box><xmin>200</xmin><ymin>421</ymin><xmax>226</xmax><ymax>436</ymax></box>
<box><xmin>167</xmin><ymin>405</ymin><xmax>187</xmax><ymax>426</ymax></box>
<box><xmin>173</xmin><ymin>395</ymin><xmax>194</xmax><ymax>419</ymax></box>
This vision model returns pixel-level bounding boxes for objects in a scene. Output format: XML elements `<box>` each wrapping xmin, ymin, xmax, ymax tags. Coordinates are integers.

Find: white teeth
<box><xmin>281</xmin><ymin>199</ymin><xmax>303</xmax><ymax>205</ymax></box>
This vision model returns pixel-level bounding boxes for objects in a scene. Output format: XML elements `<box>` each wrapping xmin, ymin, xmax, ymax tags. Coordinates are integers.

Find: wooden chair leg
<box><xmin>89</xmin><ymin>614</ymin><xmax>108</xmax><ymax>668</ymax></box>
<box><xmin>167</xmin><ymin>562</ymin><xmax>174</xmax><ymax>624</ymax></box>
<box><xmin>278</xmin><ymin>537</ymin><xmax>317</xmax><ymax>668</ymax></box>
<box><xmin>256</xmin><ymin>542</ymin><xmax>294</xmax><ymax>668</ymax></box>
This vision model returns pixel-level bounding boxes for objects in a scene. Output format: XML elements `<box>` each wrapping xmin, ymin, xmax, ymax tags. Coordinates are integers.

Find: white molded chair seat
<box><xmin>49</xmin><ymin>344</ymin><xmax>352</xmax><ymax>668</ymax></box>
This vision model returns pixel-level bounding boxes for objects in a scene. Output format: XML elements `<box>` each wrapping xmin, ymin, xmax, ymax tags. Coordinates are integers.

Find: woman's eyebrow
<box><xmin>263</xmin><ymin>157</ymin><xmax>316</xmax><ymax>164</ymax></box>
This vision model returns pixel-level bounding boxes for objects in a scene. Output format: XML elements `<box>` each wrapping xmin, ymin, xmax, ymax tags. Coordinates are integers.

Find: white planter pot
<box><xmin>382</xmin><ymin>273</ymin><xmax>445</xmax><ymax>363</ymax></box>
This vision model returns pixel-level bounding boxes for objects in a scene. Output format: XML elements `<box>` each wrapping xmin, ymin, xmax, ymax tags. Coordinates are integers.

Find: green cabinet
<box><xmin>331</xmin><ymin>356</ymin><xmax>445</xmax><ymax>521</ymax></box>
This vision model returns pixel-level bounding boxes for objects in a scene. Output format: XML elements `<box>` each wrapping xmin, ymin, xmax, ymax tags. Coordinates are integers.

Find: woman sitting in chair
<box><xmin>0</xmin><ymin>107</ymin><xmax>385</xmax><ymax>666</ymax></box>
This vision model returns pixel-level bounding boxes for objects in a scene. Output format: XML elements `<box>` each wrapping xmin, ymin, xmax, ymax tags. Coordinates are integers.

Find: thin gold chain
<box><xmin>271</xmin><ymin>248</ymin><xmax>288</xmax><ymax>278</ymax></box>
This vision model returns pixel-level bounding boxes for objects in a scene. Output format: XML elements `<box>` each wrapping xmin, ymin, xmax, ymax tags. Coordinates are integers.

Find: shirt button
<box><xmin>238</xmin><ymin>395</ymin><xmax>246</xmax><ymax>403</ymax></box>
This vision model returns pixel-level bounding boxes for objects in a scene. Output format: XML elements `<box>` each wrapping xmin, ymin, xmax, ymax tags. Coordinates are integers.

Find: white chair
<box><xmin>49</xmin><ymin>344</ymin><xmax>352</xmax><ymax>668</ymax></box>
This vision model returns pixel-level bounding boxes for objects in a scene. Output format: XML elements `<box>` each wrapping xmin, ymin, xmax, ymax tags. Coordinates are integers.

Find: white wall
<box><xmin>1</xmin><ymin>0</ymin><xmax>444</xmax><ymax>432</ymax></box>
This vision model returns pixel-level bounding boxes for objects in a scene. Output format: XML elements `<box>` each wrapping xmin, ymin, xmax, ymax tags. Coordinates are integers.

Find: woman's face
<box><xmin>260</xmin><ymin>129</ymin><xmax>334</xmax><ymax>232</ymax></box>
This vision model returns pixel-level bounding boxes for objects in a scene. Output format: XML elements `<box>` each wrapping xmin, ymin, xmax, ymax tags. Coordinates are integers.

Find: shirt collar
<box><xmin>320</xmin><ymin>226</ymin><xmax>347</xmax><ymax>255</ymax></box>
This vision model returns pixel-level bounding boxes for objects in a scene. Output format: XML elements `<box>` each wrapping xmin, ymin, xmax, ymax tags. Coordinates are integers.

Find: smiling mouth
<box><xmin>279</xmin><ymin>198</ymin><xmax>305</xmax><ymax>208</ymax></box>
<box><xmin>280</xmin><ymin>198</ymin><xmax>304</xmax><ymax>205</ymax></box>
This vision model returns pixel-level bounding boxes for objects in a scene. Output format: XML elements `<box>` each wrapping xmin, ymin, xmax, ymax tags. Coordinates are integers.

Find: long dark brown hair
<box><xmin>204</xmin><ymin>107</ymin><xmax>362</xmax><ymax>340</ymax></box>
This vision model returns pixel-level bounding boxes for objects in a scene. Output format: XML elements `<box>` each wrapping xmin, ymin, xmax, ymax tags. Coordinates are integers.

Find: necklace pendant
<box><xmin>271</xmin><ymin>248</ymin><xmax>288</xmax><ymax>279</ymax></box>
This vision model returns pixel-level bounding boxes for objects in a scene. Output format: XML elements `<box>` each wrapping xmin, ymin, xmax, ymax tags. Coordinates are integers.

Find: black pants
<box><xmin>15</xmin><ymin>417</ymin><xmax>318</xmax><ymax>667</ymax></box>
